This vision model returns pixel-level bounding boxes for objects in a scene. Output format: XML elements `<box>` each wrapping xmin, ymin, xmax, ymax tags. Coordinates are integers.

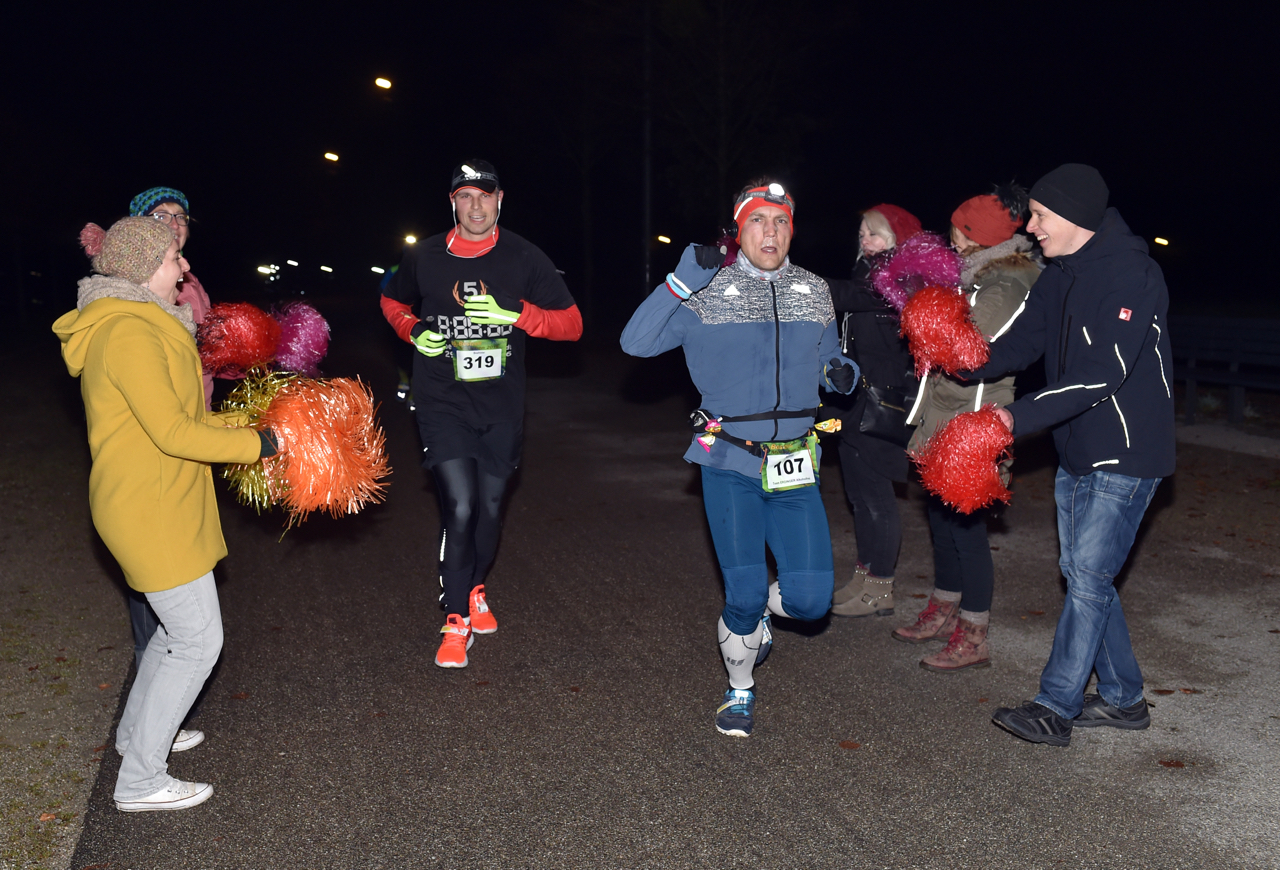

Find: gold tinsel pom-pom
<box><xmin>222</xmin><ymin>370</ymin><xmax>391</xmax><ymax>526</ymax></box>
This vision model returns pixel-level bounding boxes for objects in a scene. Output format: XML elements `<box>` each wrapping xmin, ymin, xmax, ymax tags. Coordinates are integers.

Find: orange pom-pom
<box><xmin>910</xmin><ymin>406</ymin><xmax>1013</xmax><ymax>514</ymax></box>
<box><xmin>258</xmin><ymin>377</ymin><xmax>390</xmax><ymax>524</ymax></box>
<box><xmin>900</xmin><ymin>284</ymin><xmax>990</xmax><ymax>377</ymax></box>
<box><xmin>198</xmin><ymin>302</ymin><xmax>281</xmax><ymax>378</ymax></box>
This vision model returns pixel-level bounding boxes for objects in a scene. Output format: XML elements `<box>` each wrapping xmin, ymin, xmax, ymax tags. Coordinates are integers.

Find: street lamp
<box><xmin>371</xmin><ymin>267</ymin><xmax>385</xmax><ymax>274</ymax></box>
<box><xmin>657</xmin><ymin>235</ymin><xmax>671</xmax><ymax>244</ymax></box>
<box><xmin>320</xmin><ymin>266</ymin><xmax>333</xmax><ymax>273</ymax></box>
<box><xmin>324</xmin><ymin>152</ymin><xmax>339</xmax><ymax>162</ymax></box>
<box><xmin>1154</xmin><ymin>237</ymin><xmax>1169</xmax><ymax>246</ymax></box>
<box><xmin>405</xmin><ymin>235</ymin><xmax>417</xmax><ymax>244</ymax></box>
<box><xmin>375</xmin><ymin>77</ymin><xmax>392</xmax><ymax>89</ymax></box>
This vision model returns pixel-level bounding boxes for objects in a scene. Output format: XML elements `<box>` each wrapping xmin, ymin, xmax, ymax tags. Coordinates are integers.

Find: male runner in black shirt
<box><xmin>381</xmin><ymin>160</ymin><xmax>582</xmax><ymax>667</ymax></box>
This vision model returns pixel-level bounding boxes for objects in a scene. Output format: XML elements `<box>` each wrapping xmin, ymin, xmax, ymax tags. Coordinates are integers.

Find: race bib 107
<box><xmin>760</xmin><ymin>433</ymin><xmax>818</xmax><ymax>492</ymax></box>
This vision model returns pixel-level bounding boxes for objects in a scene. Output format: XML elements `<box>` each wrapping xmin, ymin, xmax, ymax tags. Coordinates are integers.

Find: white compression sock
<box><xmin>717</xmin><ymin>616</ymin><xmax>762</xmax><ymax>690</ymax></box>
<box><xmin>933</xmin><ymin>588</ymin><xmax>962</xmax><ymax>603</ymax></box>
<box><xmin>958</xmin><ymin>609</ymin><xmax>989</xmax><ymax>625</ymax></box>
<box><xmin>767</xmin><ymin>581</ymin><xmax>793</xmax><ymax>618</ymax></box>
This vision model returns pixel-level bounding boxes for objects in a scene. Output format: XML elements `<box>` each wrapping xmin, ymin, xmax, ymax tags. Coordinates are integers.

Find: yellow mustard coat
<box><xmin>53</xmin><ymin>281</ymin><xmax>262</xmax><ymax>592</ymax></box>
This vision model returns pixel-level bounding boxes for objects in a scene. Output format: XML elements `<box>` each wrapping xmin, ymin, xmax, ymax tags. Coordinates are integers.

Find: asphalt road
<box><xmin>47</xmin><ymin>295</ymin><xmax>1280</xmax><ymax>868</ymax></box>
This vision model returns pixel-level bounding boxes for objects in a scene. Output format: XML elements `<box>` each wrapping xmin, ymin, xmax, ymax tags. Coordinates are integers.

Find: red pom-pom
<box><xmin>79</xmin><ymin>223</ymin><xmax>106</xmax><ymax>257</ymax></box>
<box><xmin>910</xmin><ymin>406</ymin><xmax>1013</xmax><ymax>514</ymax></box>
<box><xmin>900</xmin><ymin>284</ymin><xmax>990</xmax><ymax>377</ymax></box>
<box><xmin>198</xmin><ymin>302</ymin><xmax>281</xmax><ymax>377</ymax></box>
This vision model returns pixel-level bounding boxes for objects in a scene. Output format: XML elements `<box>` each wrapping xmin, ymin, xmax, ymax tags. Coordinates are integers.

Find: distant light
<box><xmin>375</xmin><ymin>77</ymin><xmax>392</xmax><ymax>89</ymax></box>
<box><xmin>1154</xmin><ymin>237</ymin><xmax>1169</xmax><ymax>246</ymax></box>
<box><xmin>324</xmin><ymin>152</ymin><xmax>339</xmax><ymax>162</ymax></box>
<box><xmin>270</xmin><ymin>264</ymin><xmax>279</xmax><ymax>271</ymax></box>
<box><xmin>404</xmin><ymin>235</ymin><xmax>417</xmax><ymax>244</ymax></box>
<box><xmin>256</xmin><ymin>266</ymin><xmax>272</xmax><ymax>275</ymax></box>
<box><xmin>286</xmin><ymin>260</ymin><xmax>299</xmax><ymax>266</ymax></box>
<box><xmin>320</xmin><ymin>266</ymin><xmax>333</xmax><ymax>273</ymax></box>
<box><xmin>657</xmin><ymin>235</ymin><xmax>672</xmax><ymax>244</ymax></box>
<box><xmin>371</xmin><ymin>266</ymin><xmax>385</xmax><ymax>274</ymax></box>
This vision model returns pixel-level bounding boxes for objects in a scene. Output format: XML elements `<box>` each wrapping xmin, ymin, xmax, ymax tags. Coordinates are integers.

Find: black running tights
<box><xmin>432</xmin><ymin>458</ymin><xmax>510</xmax><ymax>616</ymax></box>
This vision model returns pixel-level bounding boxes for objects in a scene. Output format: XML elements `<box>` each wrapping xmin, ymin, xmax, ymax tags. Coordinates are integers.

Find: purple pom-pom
<box><xmin>272</xmin><ymin>302</ymin><xmax>330</xmax><ymax>377</ymax></box>
<box><xmin>870</xmin><ymin>233</ymin><xmax>963</xmax><ymax>311</ymax></box>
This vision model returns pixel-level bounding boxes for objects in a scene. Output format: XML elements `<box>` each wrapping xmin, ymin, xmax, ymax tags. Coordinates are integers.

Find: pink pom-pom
<box><xmin>198</xmin><ymin>302</ymin><xmax>281</xmax><ymax>378</ymax></box>
<box><xmin>910</xmin><ymin>406</ymin><xmax>1013</xmax><ymax>514</ymax></box>
<box><xmin>715</xmin><ymin>231</ymin><xmax>740</xmax><ymax>268</ymax></box>
<box><xmin>900</xmin><ymin>284</ymin><xmax>990</xmax><ymax>377</ymax></box>
<box><xmin>272</xmin><ymin>302</ymin><xmax>330</xmax><ymax>377</ymax></box>
<box><xmin>79</xmin><ymin>223</ymin><xmax>106</xmax><ymax>257</ymax></box>
<box><xmin>870</xmin><ymin>233</ymin><xmax>963</xmax><ymax>311</ymax></box>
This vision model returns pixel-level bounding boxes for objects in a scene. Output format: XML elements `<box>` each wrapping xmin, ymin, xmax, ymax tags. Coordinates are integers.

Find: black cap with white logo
<box><xmin>450</xmin><ymin>160</ymin><xmax>501</xmax><ymax>195</ymax></box>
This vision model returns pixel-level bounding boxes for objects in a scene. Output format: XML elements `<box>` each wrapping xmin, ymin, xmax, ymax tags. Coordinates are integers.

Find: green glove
<box><xmin>412</xmin><ymin>327</ymin><xmax>446</xmax><ymax>357</ymax></box>
<box><xmin>464</xmin><ymin>294</ymin><xmax>521</xmax><ymax>325</ymax></box>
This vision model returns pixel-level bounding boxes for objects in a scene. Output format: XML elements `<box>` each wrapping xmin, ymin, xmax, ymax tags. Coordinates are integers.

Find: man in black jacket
<box><xmin>964</xmin><ymin>164</ymin><xmax>1175</xmax><ymax>746</ymax></box>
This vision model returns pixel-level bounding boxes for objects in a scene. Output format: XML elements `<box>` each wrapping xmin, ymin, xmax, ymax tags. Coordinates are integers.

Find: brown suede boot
<box><xmin>891</xmin><ymin>596</ymin><xmax>959</xmax><ymax>644</ymax></box>
<box><xmin>830</xmin><ymin>574</ymin><xmax>894</xmax><ymax>617</ymax></box>
<box><xmin>831</xmin><ymin>564</ymin><xmax>868</xmax><ymax>606</ymax></box>
<box><xmin>919</xmin><ymin>617</ymin><xmax>990</xmax><ymax>671</ymax></box>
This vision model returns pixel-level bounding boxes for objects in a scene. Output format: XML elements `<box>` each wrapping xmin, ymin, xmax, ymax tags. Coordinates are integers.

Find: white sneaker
<box><xmin>115</xmin><ymin>728</ymin><xmax>207</xmax><ymax>757</ymax></box>
<box><xmin>115</xmin><ymin>779</ymin><xmax>213</xmax><ymax>813</ymax></box>
<box><xmin>171</xmin><ymin>729</ymin><xmax>205</xmax><ymax>752</ymax></box>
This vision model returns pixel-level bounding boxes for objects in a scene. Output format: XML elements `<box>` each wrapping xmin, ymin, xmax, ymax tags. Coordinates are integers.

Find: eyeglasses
<box><xmin>149</xmin><ymin>212</ymin><xmax>190</xmax><ymax>227</ymax></box>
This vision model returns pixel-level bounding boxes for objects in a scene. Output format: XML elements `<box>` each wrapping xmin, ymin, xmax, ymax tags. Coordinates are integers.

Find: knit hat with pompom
<box><xmin>79</xmin><ymin>217</ymin><xmax>174</xmax><ymax>286</ymax></box>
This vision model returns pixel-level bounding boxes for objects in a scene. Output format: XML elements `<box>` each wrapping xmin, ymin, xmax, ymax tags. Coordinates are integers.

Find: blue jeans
<box><xmin>1035</xmin><ymin>469</ymin><xmax>1160</xmax><ymax>719</ymax></box>
<box><xmin>701</xmin><ymin>466</ymin><xmax>835</xmax><ymax>634</ymax></box>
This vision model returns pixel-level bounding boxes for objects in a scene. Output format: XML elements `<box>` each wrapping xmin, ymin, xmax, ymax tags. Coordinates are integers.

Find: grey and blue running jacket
<box><xmin>621</xmin><ymin>258</ymin><xmax>858</xmax><ymax>480</ymax></box>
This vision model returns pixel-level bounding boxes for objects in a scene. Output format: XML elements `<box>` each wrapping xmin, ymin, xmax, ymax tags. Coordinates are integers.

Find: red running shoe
<box><xmin>435</xmin><ymin>614</ymin><xmax>474</xmax><ymax>668</ymax></box>
<box><xmin>469</xmin><ymin>584</ymin><xmax>497</xmax><ymax>635</ymax></box>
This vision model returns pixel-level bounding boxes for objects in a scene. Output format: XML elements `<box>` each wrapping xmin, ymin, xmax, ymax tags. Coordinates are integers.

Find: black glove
<box><xmin>694</xmin><ymin>244</ymin><xmax>726</xmax><ymax>269</ymax></box>
<box><xmin>827</xmin><ymin>359</ymin><xmax>856</xmax><ymax>393</ymax></box>
<box><xmin>258</xmin><ymin>428</ymin><xmax>279</xmax><ymax>459</ymax></box>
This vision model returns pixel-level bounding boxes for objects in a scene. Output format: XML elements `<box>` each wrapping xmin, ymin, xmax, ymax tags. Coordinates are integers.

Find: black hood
<box><xmin>1050</xmin><ymin>208</ymin><xmax>1149</xmax><ymax>273</ymax></box>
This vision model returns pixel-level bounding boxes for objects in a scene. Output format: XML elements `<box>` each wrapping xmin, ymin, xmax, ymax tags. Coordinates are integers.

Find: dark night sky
<box><xmin>2</xmin><ymin>3</ymin><xmax>1268</xmax><ymax>334</ymax></box>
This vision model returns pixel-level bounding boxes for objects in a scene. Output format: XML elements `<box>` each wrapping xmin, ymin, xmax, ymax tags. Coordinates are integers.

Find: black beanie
<box><xmin>1030</xmin><ymin>164</ymin><xmax>1109</xmax><ymax>231</ymax></box>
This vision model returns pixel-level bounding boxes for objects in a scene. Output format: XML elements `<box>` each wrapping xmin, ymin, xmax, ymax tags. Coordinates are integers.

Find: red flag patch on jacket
<box><xmin>1119</xmin><ymin>308</ymin><xmax>1132</xmax><ymax>321</ymax></box>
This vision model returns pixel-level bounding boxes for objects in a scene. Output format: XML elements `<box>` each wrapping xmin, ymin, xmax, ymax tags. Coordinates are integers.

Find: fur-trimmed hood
<box><xmin>960</xmin><ymin>235</ymin><xmax>1040</xmax><ymax>287</ymax></box>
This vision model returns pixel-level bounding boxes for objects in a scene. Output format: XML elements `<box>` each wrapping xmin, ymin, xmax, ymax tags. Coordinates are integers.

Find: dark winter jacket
<box><xmin>621</xmin><ymin>258</ymin><xmax>857</xmax><ymax>480</ymax></box>
<box><xmin>969</xmin><ymin>209</ymin><xmax>1175</xmax><ymax>479</ymax></box>
<box><xmin>827</xmin><ymin>255</ymin><xmax>916</xmax><ymax>480</ymax></box>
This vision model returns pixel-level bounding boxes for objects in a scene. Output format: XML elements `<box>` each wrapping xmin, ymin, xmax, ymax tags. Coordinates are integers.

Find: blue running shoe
<box><xmin>755</xmin><ymin>612</ymin><xmax>772</xmax><ymax>666</ymax></box>
<box><xmin>715</xmin><ymin>688</ymin><xmax>756</xmax><ymax>737</ymax></box>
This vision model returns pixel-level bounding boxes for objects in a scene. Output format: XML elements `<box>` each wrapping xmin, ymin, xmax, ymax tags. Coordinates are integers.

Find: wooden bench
<box><xmin>1169</xmin><ymin>316</ymin><xmax>1280</xmax><ymax>425</ymax></box>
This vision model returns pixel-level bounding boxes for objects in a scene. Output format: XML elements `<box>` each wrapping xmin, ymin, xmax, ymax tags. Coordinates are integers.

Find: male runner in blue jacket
<box><xmin>622</xmin><ymin>179</ymin><xmax>857</xmax><ymax>737</ymax></box>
